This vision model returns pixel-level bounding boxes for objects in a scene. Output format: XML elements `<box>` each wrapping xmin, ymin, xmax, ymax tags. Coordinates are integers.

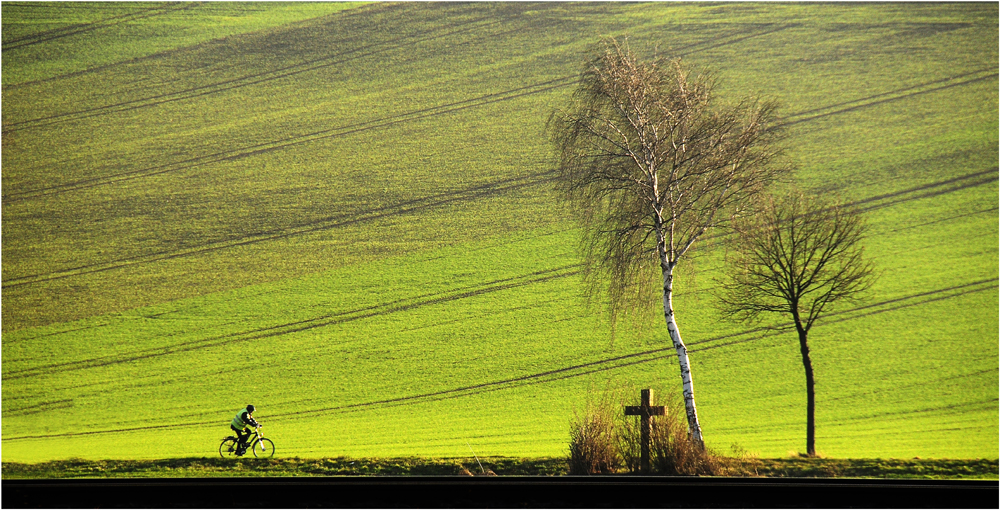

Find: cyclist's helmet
<box><xmin>247</xmin><ymin>405</ymin><xmax>255</xmax><ymax>413</ymax></box>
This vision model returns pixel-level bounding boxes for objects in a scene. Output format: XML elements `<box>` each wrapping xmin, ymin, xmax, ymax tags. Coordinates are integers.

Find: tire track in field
<box><xmin>4</xmin><ymin>278</ymin><xmax>993</xmax><ymax>440</ymax></box>
<box><xmin>853</xmin><ymin>170</ymin><xmax>998</xmax><ymax>215</ymax></box>
<box><xmin>820</xmin><ymin>398</ymin><xmax>999</xmax><ymax>427</ymax></box>
<box><xmin>686</xmin><ymin>278</ymin><xmax>998</xmax><ymax>356</ymax></box>
<box><xmin>707</xmin><ymin>367</ymin><xmax>999</xmax><ymax>435</ymax></box>
<box><xmin>2</xmin><ymin>75</ymin><xmax>572</xmax><ymax>204</ymax></box>
<box><xmin>3</xmin><ymin>15</ymin><xmax>787</xmax><ymax>134</ymax></box>
<box><xmin>1</xmin><ymin>9</ymin><xmax>517</xmax><ymax>133</ymax></box>
<box><xmin>782</xmin><ymin>67</ymin><xmax>997</xmax><ymax>121</ymax></box>
<box><xmin>278</xmin><ymin>278</ymin><xmax>999</xmax><ymax>419</ymax></box>
<box><xmin>180</xmin><ymin>278</ymin><xmax>999</xmax><ymax>425</ymax></box>
<box><xmin>149</xmin><ymin>280</ymin><xmax>1000</xmax><ymax>410</ymax></box>
<box><xmin>1</xmin><ymin>20</ymin><xmax>801</xmax><ymax>205</ymax></box>
<box><xmin>884</xmin><ymin>206</ymin><xmax>998</xmax><ymax>234</ymax></box>
<box><xmin>17</xmin><ymin>163</ymin><xmax>994</xmax><ymax>282</ymax></box>
<box><xmin>844</xmin><ymin>168</ymin><xmax>998</xmax><ymax>212</ymax></box>
<box><xmin>687</xmin><ymin>167</ymin><xmax>997</xmax><ymax>247</ymax></box>
<box><xmin>779</xmin><ymin>67</ymin><xmax>999</xmax><ymax>127</ymax></box>
<box><xmin>0</xmin><ymin>170</ymin><xmax>558</xmax><ymax>290</ymax></box>
<box><xmin>1</xmin><ymin>2</ymin><xmax>193</xmax><ymax>51</ymax></box>
<box><xmin>7</xmin><ymin>58</ymin><xmax>992</xmax><ymax>205</ymax></box>
<box><xmin>3</xmin><ymin>399</ymin><xmax>74</xmax><ymax>418</ymax></box>
<box><xmin>3</xmin><ymin>165</ymin><xmax>992</xmax><ymax>295</ymax></box>
<box><xmin>0</xmin><ymin>265</ymin><xmax>581</xmax><ymax>381</ymax></box>
<box><xmin>0</xmin><ymin>16</ymin><xmax>794</xmax><ymax>178</ymax></box>
<box><xmin>673</xmin><ymin>23</ymin><xmax>801</xmax><ymax>58</ymax></box>
<box><xmin>1</xmin><ymin>1</ymin><xmax>389</xmax><ymax>88</ymax></box>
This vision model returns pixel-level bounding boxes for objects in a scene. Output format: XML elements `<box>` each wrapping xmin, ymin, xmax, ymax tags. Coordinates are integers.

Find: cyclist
<box><xmin>230</xmin><ymin>404</ymin><xmax>260</xmax><ymax>455</ymax></box>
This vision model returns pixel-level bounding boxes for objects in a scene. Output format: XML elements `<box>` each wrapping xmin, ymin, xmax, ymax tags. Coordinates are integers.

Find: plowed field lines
<box><xmin>4</xmin><ymin>166</ymin><xmax>992</xmax><ymax>296</ymax></box>
<box><xmin>1</xmin><ymin>171</ymin><xmax>558</xmax><ymax>289</ymax></box>
<box><xmin>674</xmin><ymin>22</ymin><xmax>801</xmax><ymax>57</ymax></box>
<box><xmin>4</xmin><ymin>277</ymin><xmax>992</xmax><ymax>441</ymax></box>
<box><xmin>10</xmin><ymin>62</ymin><xmax>990</xmax><ymax>206</ymax></box>
<box><xmin>1</xmin><ymin>2</ymin><xmax>192</xmax><ymax>51</ymax></box>
<box><xmin>2</xmin><ymin>12</ymin><xmax>523</xmax><ymax>133</ymax></box>
<box><xmin>690</xmin><ymin>167</ymin><xmax>997</xmax><ymax>246</ymax></box>
<box><xmin>780</xmin><ymin>67</ymin><xmax>999</xmax><ymax>127</ymax></box>
<box><xmin>2</xmin><ymin>20</ymin><xmax>802</xmax><ymax>200</ymax></box>
<box><xmin>2</xmin><ymin>76</ymin><xmax>572</xmax><ymax>203</ymax></box>
<box><xmin>1</xmin><ymin>265</ymin><xmax>581</xmax><ymax>381</ymax></box>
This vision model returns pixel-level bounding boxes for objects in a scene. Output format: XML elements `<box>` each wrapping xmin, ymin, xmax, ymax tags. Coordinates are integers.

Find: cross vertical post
<box><xmin>625</xmin><ymin>388</ymin><xmax>666</xmax><ymax>473</ymax></box>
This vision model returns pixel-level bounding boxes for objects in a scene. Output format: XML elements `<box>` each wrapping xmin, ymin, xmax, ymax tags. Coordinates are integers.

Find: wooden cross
<box><xmin>625</xmin><ymin>388</ymin><xmax>666</xmax><ymax>473</ymax></box>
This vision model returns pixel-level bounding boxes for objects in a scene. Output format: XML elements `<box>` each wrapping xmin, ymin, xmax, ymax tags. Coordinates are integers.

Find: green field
<box><xmin>2</xmin><ymin>2</ymin><xmax>997</xmax><ymax>466</ymax></box>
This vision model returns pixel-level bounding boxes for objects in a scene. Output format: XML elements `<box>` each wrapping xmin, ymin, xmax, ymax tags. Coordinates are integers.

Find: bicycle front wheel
<box><xmin>252</xmin><ymin>438</ymin><xmax>275</xmax><ymax>458</ymax></box>
<box><xmin>219</xmin><ymin>437</ymin><xmax>239</xmax><ymax>458</ymax></box>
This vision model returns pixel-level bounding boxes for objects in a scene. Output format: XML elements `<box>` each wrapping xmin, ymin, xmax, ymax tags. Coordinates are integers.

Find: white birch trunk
<box><xmin>662</xmin><ymin>264</ymin><xmax>705</xmax><ymax>446</ymax></box>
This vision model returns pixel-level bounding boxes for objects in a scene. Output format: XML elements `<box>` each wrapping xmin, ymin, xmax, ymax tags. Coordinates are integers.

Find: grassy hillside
<box><xmin>2</xmin><ymin>2</ymin><xmax>997</xmax><ymax>464</ymax></box>
<box><xmin>1</xmin><ymin>2</ymin><xmax>364</xmax><ymax>86</ymax></box>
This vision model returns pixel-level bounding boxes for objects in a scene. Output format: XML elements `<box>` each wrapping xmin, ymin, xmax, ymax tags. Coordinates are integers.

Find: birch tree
<box><xmin>550</xmin><ymin>39</ymin><xmax>786</xmax><ymax>446</ymax></box>
<box><xmin>717</xmin><ymin>192</ymin><xmax>878</xmax><ymax>456</ymax></box>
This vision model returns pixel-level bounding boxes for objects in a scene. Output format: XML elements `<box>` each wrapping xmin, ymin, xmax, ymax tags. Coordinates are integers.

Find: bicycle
<box><xmin>220</xmin><ymin>425</ymin><xmax>274</xmax><ymax>458</ymax></box>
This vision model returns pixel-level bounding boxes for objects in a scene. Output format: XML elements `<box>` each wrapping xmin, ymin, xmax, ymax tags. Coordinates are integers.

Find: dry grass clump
<box><xmin>568</xmin><ymin>390</ymin><xmax>620</xmax><ymax>475</ymax></box>
<box><xmin>569</xmin><ymin>383</ymin><xmax>760</xmax><ymax>476</ymax></box>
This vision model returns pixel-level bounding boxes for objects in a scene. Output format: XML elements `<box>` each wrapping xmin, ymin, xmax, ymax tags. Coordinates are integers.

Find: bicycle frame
<box><xmin>230</xmin><ymin>426</ymin><xmax>262</xmax><ymax>446</ymax></box>
<box><xmin>220</xmin><ymin>424</ymin><xmax>271</xmax><ymax>458</ymax></box>
<box><xmin>253</xmin><ymin>426</ymin><xmax>268</xmax><ymax>452</ymax></box>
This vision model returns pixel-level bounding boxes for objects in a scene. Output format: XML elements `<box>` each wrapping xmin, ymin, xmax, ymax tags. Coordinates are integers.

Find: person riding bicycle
<box><xmin>230</xmin><ymin>404</ymin><xmax>260</xmax><ymax>455</ymax></box>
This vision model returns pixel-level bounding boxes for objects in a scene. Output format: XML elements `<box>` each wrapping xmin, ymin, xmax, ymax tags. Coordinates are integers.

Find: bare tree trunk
<box><xmin>662</xmin><ymin>264</ymin><xmax>704</xmax><ymax>446</ymax></box>
<box><xmin>794</xmin><ymin>319</ymin><xmax>816</xmax><ymax>457</ymax></box>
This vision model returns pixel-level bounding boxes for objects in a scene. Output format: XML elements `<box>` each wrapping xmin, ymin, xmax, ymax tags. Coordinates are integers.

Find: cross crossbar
<box><xmin>624</xmin><ymin>389</ymin><xmax>666</xmax><ymax>473</ymax></box>
<box><xmin>625</xmin><ymin>405</ymin><xmax>666</xmax><ymax>416</ymax></box>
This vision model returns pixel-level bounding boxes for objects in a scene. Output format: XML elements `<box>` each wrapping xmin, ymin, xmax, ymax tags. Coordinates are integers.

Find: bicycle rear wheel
<box><xmin>219</xmin><ymin>437</ymin><xmax>239</xmax><ymax>458</ymax></box>
<box><xmin>252</xmin><ymin>438</ymin><xmax>275</xmax><ymax>458</ymax></box>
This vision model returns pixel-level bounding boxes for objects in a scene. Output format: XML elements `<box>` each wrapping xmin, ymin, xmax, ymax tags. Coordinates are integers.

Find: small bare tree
<box><xmin>717</xmin><ymin>192</ymin><xmax>878</xmax><ymax>457</ymax></box>
<box><xmin>550</xmin><ymin>38</ymin><xmax>786</xmax><ymax>446</ymax></box>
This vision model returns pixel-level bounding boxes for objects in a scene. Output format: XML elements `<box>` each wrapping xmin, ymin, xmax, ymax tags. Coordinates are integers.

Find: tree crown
<box><xmin>717</xmin><ymin>192</ymin><xmax>879</xmax><ymax>332</ymax></box>
<box><xmin>550</xmin><ymin>37</ymin><xmax>788</xmax><ymax>333</ymax></box>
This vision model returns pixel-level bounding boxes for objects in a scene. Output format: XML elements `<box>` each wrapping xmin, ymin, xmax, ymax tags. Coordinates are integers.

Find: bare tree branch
<box><xmin>550</xmin><ymin>37</ymin><xmax>788</xmax><ymax>446</ymax></box>
<box><xmin>716</xmin><ymin>191</ymin><xmax>879</xmax><ymax>456</ymax></box>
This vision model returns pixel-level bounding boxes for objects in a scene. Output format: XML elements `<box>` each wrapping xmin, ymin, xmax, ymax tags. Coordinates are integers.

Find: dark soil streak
<box><xmin>679</xmin><ymin>23</ymin><xmax>801</xmax><ymax>58</ymax></box>
<box><xmin>4</xmin><ymin>281</ymin><xmax>994</xmax><ymax>440</ymax></box>
<box><xmin>3</xmin><ymin>14</ymin><xmax>790</xmax><ymax>133</ymax></box>
<box><xmin>276</xmin><ymin>347</ymin><xmax>669</xmax><ymax>421</ymax></box>
<box><xmin>0</xmin><ymin>2</ymin><xmax>401</xmax><ymax>90</ymax></box>
<box><xmin>780</xmin><ymin>72</ymin><xmax>998</xmax><ymax>127</ymax></box>
<box><xmin>845</xmin><ymin>169</ymin><xmax>997</xmax><ymax>210</ymax></box>
<box><xmin>3</xmin><ymin>20</ymin><xmax>801</xmax><ymax>198</ymax></box>
<box><xmin>884</xmin><ymin>206</ymin><xmax>998</xmax><ymax>234</ymax></box>
<box><xmin>3</xmin><ymin>77</ymin><xmax>570</xmax><ymax>202</ymax></box>
<box><xmin>2</xmin><ymin>9</ymin><xmax>516</xmax><ymax>133</ymax></box>
<box><xmin>201</xmin><ymin>278</ymin><xmax>1000</xmax><ymax>422</ymax></box>
<box><xmin>782</xmin><ymin>67</ymin><xmax>998</xmax><ymax>121</ymax></box>
<box><xmin>1</xmin><ymin>266</ymin><xmax>581</xmax><ymax>381</ymax></box>
<box><xmin>1</xmin><ymin>2</ymin><xmax>191</xmax><ymax>51</ymax></box>
<box><xmin>854</xmin><ymin>174</ymin><xmax>998</xmax><ymax>214</ymax></box>
<box><xmin>697</xmin><ymin>168</ymin><xmax>997</xmax><ymax>245</ymax></box>
<box><xmin>7</xmin><ymin>166</ymin><xmax>989</xmax><ymax>290</ymax></box>
<box><xmin>2</xmin><ymin>322</ymin><xmax>111</xmax><ymax>343</ymax></box>
<box><xmin>689</xmin><ymin>280</ymin><xmax>998</xmax><ymax>355</ymax></box>
<box><xmin>3</xmin><ymin>399</ymin><xmax>74</xmax><ymax>417</ymax></box>
<box><xmin>2</xmin><ymin>171</ymin><xmax>557</xmax><ymax>288</ymax></box>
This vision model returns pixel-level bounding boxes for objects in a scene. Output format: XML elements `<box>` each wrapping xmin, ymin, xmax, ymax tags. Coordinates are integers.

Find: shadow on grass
<box><xmin>2</xmin><ymin>457</ymin><xmax>997</xmax><ymax>480</ymax></box>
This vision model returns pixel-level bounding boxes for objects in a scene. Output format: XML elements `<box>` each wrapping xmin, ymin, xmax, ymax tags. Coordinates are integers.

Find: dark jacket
<box><xmin>240</xmin><ymin>411</ymin><xmax>259</xmax><ymax>428</ymax></box>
